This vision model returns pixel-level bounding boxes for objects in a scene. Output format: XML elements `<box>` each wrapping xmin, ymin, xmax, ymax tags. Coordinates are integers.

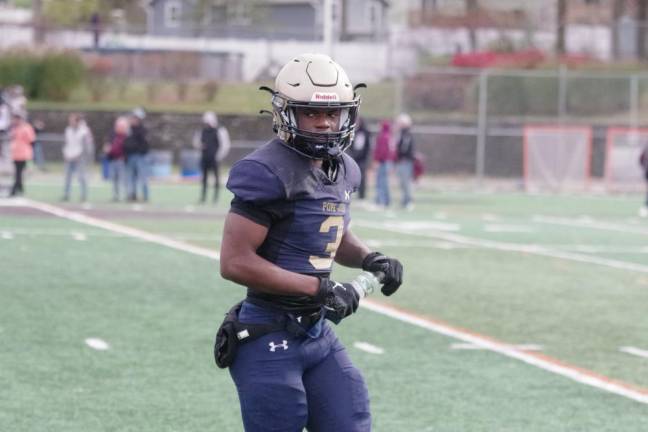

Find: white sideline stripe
<box><xmin>534</xmin><ymin>215</ymin><xmax>648</xmax><ymax>236</ymax></box>
<box><xmin>21</xmin><ymin>199</ymin><xmax>220</xmax><ymax>261</ymax></box>
<box><xmin>355</xmin><ymin>220</ymin><xmax>648</xmax><ymax>274</ymax></box>
<box><xmin>451</xmin><ymin>342</ymin><xmax>543</xmax><ymax>351</ymax></box>
<box><xmin>1</xmin><ymin>231</ymin><xmax>14</xmax><ymax>239</ymax></box>
<box><xmin>361</xmin><ymin>300</ymin><xmax>648</xmax><ymax>404</ymax></box>
<box><xmin>620</xmin><ymin>346</ymin><xmax>648</xmax><ymax>359</ymax></box>
<box><xmin>354</xmin><ymin>341</ymin><xmax>384</xmax><ymax>355</ymax></box>
<box><xmin>17</xmin><ymin>199</ymin><xmax>648</xmax><ymax>405</ymax></box>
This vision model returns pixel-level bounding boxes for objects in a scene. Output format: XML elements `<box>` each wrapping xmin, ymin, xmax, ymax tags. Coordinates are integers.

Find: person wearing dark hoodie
<box><xmin>197</xmin><ymin>111</ymin><xmax>230</xmax><ymax>203</ymax></box>
<box><xmin>395</xmin><ymin>113</ymin><xmax>416</xmax><ymax>210</ymax></box>
<box><xmin>124</xmin><ymin>108</ymin><xmax>149</xmax><ymax>202</ymax></box>
<box><xmin>348</xmin><ymin>117</ymin><xmax>371</xmax><ymax>200</ymax></box>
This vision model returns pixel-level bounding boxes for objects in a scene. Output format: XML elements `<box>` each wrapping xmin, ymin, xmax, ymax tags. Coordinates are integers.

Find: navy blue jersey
<box><xmin>226</xmin><ymin>139</ymin><xmax>361</xmax><ymax>311</ymax></box>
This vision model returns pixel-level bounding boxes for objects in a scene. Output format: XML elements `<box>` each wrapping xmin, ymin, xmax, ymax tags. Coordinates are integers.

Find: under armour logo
<box><xmin>269</xmin><ymin>340</ymin><xmax>289</xmax><ymax>352</ymax></box>
<box><xmin>344</xmin><ymin>190</ymin><xmax>351</xmax><ymax>201</ymax></box>
<box><xmin>332</xmin><ymin>282</ymin><xmax>346</xmax><ymax>291</ymax></box>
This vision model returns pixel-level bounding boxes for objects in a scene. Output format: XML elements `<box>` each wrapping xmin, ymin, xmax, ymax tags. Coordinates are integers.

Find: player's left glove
<box><xmin>362</xmin><ymin>252</ymin><xmax>403</xmax><ymax>296</ymax></box>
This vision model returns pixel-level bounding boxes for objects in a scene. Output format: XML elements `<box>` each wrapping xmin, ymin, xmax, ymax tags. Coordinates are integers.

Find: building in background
<box><xmin>147</xmin><ymin>0</ymin><xmax>389</xmax><ymax>42</ymax></box>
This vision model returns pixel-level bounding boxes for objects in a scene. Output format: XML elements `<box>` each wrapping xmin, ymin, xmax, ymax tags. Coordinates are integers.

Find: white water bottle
<box><xmin>350</xmin><ymin>271</ymin><xmax>383</xmax><ymax>299</ymax></box>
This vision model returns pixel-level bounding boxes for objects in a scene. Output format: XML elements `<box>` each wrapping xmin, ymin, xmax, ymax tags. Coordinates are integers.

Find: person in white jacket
<box><xmin>62</xmin><ymin>113</ymin><xmax>93</xmax><ymax>202</ymax></box>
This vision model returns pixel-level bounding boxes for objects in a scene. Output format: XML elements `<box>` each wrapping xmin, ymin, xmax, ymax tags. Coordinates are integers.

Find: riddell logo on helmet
<box><xmin>311</xmin><ymin>93</ymin><xmax>339</xmax><ymax>102</ymax></box>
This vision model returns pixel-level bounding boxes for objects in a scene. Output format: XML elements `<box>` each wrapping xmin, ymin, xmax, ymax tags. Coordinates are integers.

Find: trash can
<box><xmin>149</xmin><ymin>150</ymin><xmax>173</xmax><ymax>178</ymax></box>
<box><xmin>180</xmin><ymin>149</ymin><xmax>201</xmax><ymax>178</ymax></box>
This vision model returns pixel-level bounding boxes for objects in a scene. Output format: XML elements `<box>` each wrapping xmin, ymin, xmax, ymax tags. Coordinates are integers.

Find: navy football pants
<box><xmin>229</xmin><ymin>301</ymin><xmax>371</xmax><ymax>432</ymax></box>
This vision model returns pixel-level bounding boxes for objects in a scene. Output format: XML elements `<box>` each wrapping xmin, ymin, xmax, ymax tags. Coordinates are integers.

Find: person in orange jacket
<box><xmin>9</xmin><ymin>113</ymin><xmax>35</xmax><ymax>197</ymax></box>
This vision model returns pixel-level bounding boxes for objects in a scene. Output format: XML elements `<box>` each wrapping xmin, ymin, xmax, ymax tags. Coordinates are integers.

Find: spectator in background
<box><xmin>373</xmin><ymin>119</ymin><xmax>393</xmax><ymax>208</ymax></box>
<box><xmin>61</xmin><ymin>113</ymin><xmax>93</xmax><ymax>202</ymax></box>
<box><xmin>196</xmin><ymin>111</ymin><xmax>230</xmax><ymax>203</ymax></box>
<box><xmin>31</xmin><ymin>118</ymin><xmax>46</xmax><ymax>171</ymax></box>
<box><xmin>0</xmin><ymin>89</ymin><xmax>10</xmax><ymax>155</ymax></box>
<box><xmin>349</xmin><ymin>117</ymin><xmax>371</xmax><ymax>201</ymax></box>
<box><xmin>395</xmin><ymin>113</ymin><xmax>416</xmax><ymax>210</ymax></box>
<box><xmin>104</xmin><ymin>116</ymin><xmax>129</xmax><ymax>202</ymax></box>
<box><xmin>124</xmin><ymin>107</ymin><xmax>150</xmax><ymax>202</ymax></box>
<box><xmin>6</xmin><ymin>85</ymin><xmax>27</xmax><ymax>119</ymax></box>
<box><xmin>0</xmin><ymin>88</ymin><xmax>10</xmax><ymax>134</ymax></box>
<box><xmin>640</xmin><ymin>144</ymin><xmax>648</xmax><ymax>217</ymax></box>
<box><xmin>9</xmin><ymin>113</ymin><xmax>35</xmax><ymax>197</ymax></box>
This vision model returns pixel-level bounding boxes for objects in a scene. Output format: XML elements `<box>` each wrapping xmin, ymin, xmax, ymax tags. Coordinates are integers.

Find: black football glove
<box><xmin>314</xmin><ymin>277</ymin><xmax>361</xmax><ymax>325</ymax></box>
<box><xmin>362</xmin><ymin>252</ymin><xmax>403</xmax><ymax>296</ymax></box>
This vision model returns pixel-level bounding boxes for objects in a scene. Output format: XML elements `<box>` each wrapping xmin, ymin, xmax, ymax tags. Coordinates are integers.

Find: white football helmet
<box><xmin>261</xmin><ymin>53</ymin><xmax>364</xmax><ymax>159</ymax></box>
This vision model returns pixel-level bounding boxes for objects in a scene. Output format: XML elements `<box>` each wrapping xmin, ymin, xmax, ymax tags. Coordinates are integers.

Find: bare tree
<box><xmin>638</xmin><ymin>0</ymin><xmax>648</xmax><ymax>60</ymax></box>
<box><xmin>556</xmin><ymin>0</ymin><xmax>567</xmax><ymax>55</ymax></box>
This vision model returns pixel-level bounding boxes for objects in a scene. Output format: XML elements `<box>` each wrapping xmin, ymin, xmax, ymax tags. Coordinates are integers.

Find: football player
<box><xmin>219</xmin><ymin>53</ymin><xmax>404</xmax><ymax>431</ymax></box>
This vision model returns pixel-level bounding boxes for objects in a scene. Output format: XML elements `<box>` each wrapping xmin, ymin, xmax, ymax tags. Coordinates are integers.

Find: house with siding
<box><xmin>147</xmin><ymin>0</ymin><xmax>389</xmax><ymax>41</ymax></box>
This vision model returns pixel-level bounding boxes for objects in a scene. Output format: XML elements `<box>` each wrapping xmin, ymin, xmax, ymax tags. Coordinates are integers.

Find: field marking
<box><xmin>354</xmin><ymin>341</ymin><xmax>384</xmax><ymax>355</ymax></box>
<box><xmin>17</xmin><ymin>198</ymin><xmax>220</xmax><ymax>261</ymax></box>
<box><xmin>1</xmin><ymin>231</ymin><xmax>13</xmax><ymax>239</ymax></box>
<box><xmin>620</xmin><ymin>346</ymin><xmax>648</xmax><ymax>359</ymax></box>
<box><xmin>355</xmin><ymin>220</ymin><xmax>648</xmax><ymax>274</ymax></box>
<box><xmin>483</xmin><ymin>224</ymin><xmax>535</xmax><ymax>233</ymax></box>
<box><xmin>362</xmin><ymin>301</ymin><xmax>648</xmax><ymax>404</ymax></box>
<box><xmin>534</xmin><ymin>215</ymin><xmax>648</xmax><ymax>236</ymax></box>
<box><xmin>85</xmin><ymin>337</ymin><xmax>110</xmax><ymax>351</ymax></box>
<box><xmin>13</xmin><ymin>198</ymin><xmax>648</xmax><ymax>405</ymax></box>
<box><xmin>451</xmin><ymin>342</ymin><xmax>543</xmax><ymax>351</ymax></box>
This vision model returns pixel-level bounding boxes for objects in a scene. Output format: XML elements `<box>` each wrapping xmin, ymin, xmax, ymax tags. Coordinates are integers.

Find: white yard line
<box><xmin>20</xmin><ymin>198</ymin><xmax>220</xmax><ymax>261</ymax></box>
<box><xmin>620</xmin><ymin>346</ymin><xmax>648</xmax><ymax>359</ymax></box>
<box><xmin>13</xmin><ymin>198</ymin><xmax>648</xmax><ymax>405</ymax></box>
<box><xmin>534</xmin><ymin>215</ymin><xmax>648</xmax><ymax>236</ymax></box>
<box><xmin>355</xmin><ymin>220</ymin><xmax>648</xmax><ymax>274</ymax></box>
<box><xmin>353</xmin><ymin>341</ymin><xmax>384</xmax><ymax>355</ymax></box>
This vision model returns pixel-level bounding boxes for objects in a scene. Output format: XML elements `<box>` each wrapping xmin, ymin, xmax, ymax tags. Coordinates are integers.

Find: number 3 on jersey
<box><xmin>309</xmin><ymin>216</ymin><xmax>344</xmax><ymax>270</ymax></box>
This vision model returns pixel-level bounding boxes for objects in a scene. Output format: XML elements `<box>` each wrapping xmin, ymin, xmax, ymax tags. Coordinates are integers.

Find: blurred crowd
<box><xmin>0</xmin><ymin>86</ymin><xmax>232</xmax><ymax>204</ymax></box>
<box><xmin>350</xmin><ymin>113</ymin><xmax>424</xmax><ymax>212</ymax></box>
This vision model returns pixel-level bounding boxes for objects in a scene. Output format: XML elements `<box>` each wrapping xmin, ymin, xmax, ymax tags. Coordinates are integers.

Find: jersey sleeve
<box><xmin>226</xmin><ymin>159</ymin><xmax>287</xmax><ymax>226</ymax></box>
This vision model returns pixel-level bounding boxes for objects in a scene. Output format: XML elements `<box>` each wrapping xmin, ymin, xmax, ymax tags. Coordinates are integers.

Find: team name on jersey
<box><xmin>322</xmin><ymin>202</ymin><xmax>346</xmax><ymax>213</ymax></box>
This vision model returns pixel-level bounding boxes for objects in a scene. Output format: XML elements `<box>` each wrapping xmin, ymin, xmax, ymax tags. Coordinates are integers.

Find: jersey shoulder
<box><xmin>226</xmin><ymin>140</ymin><xmax>289</xmax><ymax>203</ymax></box>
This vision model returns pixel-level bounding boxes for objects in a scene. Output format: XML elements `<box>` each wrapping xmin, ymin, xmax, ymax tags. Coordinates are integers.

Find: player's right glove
<box><xmin>314</xmin><ymin>277</ymin><xmax>361</xmax><ymax>325</ymax></box>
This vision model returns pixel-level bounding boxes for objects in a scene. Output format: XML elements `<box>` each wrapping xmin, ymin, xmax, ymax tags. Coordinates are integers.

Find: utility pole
<box><xmin>32</xmin><ymin>0</ymin><xmax>45</xmax><ymax>44</ymax></box>
<box><xmin>323</xmin><ymin>0</ymin><xmax>333</xmax><ymax>56</ymax></box>
<box><xmin>556</xmin><ymin>0</ymin><xmax>566</xmax><ymax>55</ymax></box>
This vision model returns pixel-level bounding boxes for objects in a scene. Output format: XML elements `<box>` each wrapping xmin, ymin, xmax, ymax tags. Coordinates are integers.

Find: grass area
<box><xmin>2</xmin><ymin>174</ymin><xmax>648</xmax><ymax>430</ymax></box>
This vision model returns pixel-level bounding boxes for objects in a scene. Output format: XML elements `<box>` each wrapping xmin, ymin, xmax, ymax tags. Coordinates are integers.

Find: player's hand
<box><xmin>315</xmin><ymin>277</ymin><xmax>361</xmax><ymax>324</ymax></box>
<box><xmin>362</xmin><ymin>252</ymin><xmax>403</xmax><ymax>296</ymax></box>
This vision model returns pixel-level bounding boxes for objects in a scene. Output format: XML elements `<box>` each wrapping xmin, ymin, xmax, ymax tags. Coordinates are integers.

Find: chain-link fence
<box><xmin>392</xmin><ymin>67</ymin><xmax>648</xmax><ymax>190</ymax></box>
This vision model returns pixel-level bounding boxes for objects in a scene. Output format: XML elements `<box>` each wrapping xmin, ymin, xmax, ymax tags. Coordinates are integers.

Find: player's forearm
<box><xmin>220</xmin><ymin>253</ymin><xmax>319</xmax><ymax>296</ymax></box>
<box><xmin>334</xmin><ymin>229</ymin><xmax>371</xmax><ymax>268</ymax></box>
